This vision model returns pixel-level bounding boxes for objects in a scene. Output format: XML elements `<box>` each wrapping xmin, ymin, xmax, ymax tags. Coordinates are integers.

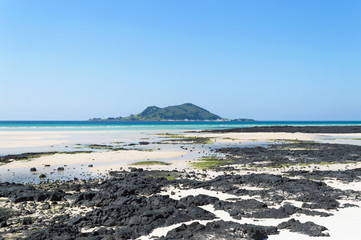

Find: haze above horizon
<box><xmin>1</xmin><ymin>0</ymin><xmax>360</xmax><ymax>121</ymax></box>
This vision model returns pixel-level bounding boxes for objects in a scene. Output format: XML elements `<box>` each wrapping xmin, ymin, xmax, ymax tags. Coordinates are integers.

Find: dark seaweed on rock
<box><xmin>0</xmin><ymin>151</ymin><xmax>93</xmax><ymax>164</ymax></box>
<box><xmin>0</xmin><ymin>152</ymin><xmax>58</xmax><ymax>164</ymax></box>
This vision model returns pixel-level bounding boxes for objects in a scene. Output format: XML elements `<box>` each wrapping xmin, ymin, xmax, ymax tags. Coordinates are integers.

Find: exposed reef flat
<box><xmin>0</xmin><ymin>151</ymin><xmax>93</xmax><ymax>165</ymax></box>
<box><xmin>3</xmin><ymin>168</ymin><xmax>358</xmax><ymax>239</ymax></box>
<box><xmin>1</xmin><ymin>127</ymin><xmax>361</xmax><ymax>239</ymax></box>
<box><xmin>204</xmin><ymin>125</ymin><xmax>361</xmax><ymax>133</ymax></box>
<box><xmin>213</xmin><ymin>142</ymin><xmax>361</xmax><ymax>169</ymax></box>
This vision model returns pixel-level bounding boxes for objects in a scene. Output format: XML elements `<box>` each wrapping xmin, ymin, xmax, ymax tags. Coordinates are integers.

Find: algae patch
<box><xmin>191</xmin><ymin>156</ymin><xmax>230</xmax><ymax>169</ymax></box>
<box><xmin>131</xmin><ymin>161</ymin><xmax>171</xmax><ymax>166</ymax></box>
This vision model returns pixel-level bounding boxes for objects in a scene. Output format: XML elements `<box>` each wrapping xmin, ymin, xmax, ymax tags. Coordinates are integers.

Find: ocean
<box><xmin>1</xmin><ymin>121</ymin><xmax>361</xmax><ymax>131</ymax></box>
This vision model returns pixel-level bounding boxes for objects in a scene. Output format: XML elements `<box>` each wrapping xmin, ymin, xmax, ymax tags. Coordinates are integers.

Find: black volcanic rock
<box><xmin>3</xmin><ymin>168</ymin><xmax>358</xmax><ymax>239</ymax></box>
<box><xmin>178</xmin><ymin>194</ymin><xmax>219</xmax><ymax>206</ymax></box>
<box><xmin>214</xmin><ymin>142</ymin><xmax>361</xmax><ymax>168</ymax></box>
<box><xmin>278</xmin><ymin>218</ymin><xmax>329</xmax><ymax>237</ymax></box>
<box><xmin>206</xmin><ymin>125</ymin><xmax>361</xmax><ymax>133</ymax></box>
<box><xmin>160</xmin><ymin>221</ymin><xmax>278</xmax><ymax>240</ymax></box>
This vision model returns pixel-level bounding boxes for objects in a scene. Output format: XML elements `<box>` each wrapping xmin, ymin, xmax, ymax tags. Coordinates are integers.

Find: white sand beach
<box><xmin>1</xmin><ymin>129</ymin><xmax>361</xmax><ymax>240</ymax></box>
<box><xmin>2</xmin><ymin>129</ymin><xmax>361</xmax><ymax>174</ymax></box>
<box><xmin>0</xmin><ymin>150</ymin><xmax>186</xmax><ymax>169</ymax></box>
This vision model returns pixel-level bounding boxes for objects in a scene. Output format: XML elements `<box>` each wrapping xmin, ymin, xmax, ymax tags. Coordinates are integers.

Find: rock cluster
<box><xmin>1</xmin><ymin>168</ymin><xmax>352</xmax><ymax>239</ymax></box>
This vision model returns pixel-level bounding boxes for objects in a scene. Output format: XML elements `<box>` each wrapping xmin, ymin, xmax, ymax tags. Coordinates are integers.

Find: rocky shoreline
<box><xmin>1</xmin><ymin>164</ymin><xmax>360</xmax><ymax>239</ymax></box>
<box><xmin>1</xmin><ymin>127</ymin><xmax>361</xmax><ymax>239</ymax></box>
<box><xmin>204</xmin><ymin>125</ymin><xmax>361</xmax><ymax>133</ymax></box>
<box><xmin>213</xmin><ymin>141</ymin><xmax>361</xmax><ymax>169</ymax></box>
<box><xmin>0</xmin><ymin>168</ymin><xmax>343</xmax><ymax>239</ymax></box>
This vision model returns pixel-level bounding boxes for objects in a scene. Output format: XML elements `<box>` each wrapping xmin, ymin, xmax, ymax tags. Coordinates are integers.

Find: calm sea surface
<box><xmin>1</xmin><ymin>121</ymin><xmax>361</xmax><ymax>131</ymax></box>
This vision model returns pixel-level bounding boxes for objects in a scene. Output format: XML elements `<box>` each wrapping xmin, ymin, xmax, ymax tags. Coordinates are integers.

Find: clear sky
<box><xmin>0</xmin><ymin>0</ymin><xmax>360</xmax><ymax>120</ymax></box>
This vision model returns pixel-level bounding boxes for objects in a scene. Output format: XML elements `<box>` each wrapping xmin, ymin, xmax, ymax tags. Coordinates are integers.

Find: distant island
<box><xmin>89</xmin><ymin>103</ymin><xmax>254</xmax><ymax>122</ymax></box>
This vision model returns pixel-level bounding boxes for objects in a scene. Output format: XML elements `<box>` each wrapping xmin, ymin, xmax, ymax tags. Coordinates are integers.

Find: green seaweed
<box><xmin>0</xmin><ymin>151</ymin><xmax>94</xmax><ymax>164</ymax></box>
<box><xmin>191</xmin><ymin>161</ymin><xmax>224</xmax><ymax>169</ymax></box>
<box><xmin>131</xmin><ymin>161</ymin><xmax>171</xmax><ymax>166</ymax></box>
<box><xmin>222</xmin><ymin>137</ymin><xmax>238</xmax><ymax>141</ymax></box>
<box><xmin>142</xmin><ymin>171</ymin><xmax>181</xmax><ymax>180</ymax></box>
<box><xmin>191</xmin><ymin>156</ymin><xmax>230</xmax><ymax>169</ymax></box>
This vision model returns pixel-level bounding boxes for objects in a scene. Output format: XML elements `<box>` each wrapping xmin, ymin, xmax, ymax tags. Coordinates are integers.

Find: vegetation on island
<box><xmin>89</xmin><ymin>103</ymin><xmax>254</xmax><ymax>121</ymax></box>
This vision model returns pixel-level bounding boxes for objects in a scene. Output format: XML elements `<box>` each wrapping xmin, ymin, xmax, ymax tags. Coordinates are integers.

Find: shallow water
<box><xmin>1</xmin><ymin>120</ymin><xmax>361</xmax><ymax>131</ymax></box>
<box><xmin>0</xmin><ymin>137</ymin><xmax>272</xmax><ymax>184</ymax></box>
<box><xmin>0</xmin><ymin>163</ymin><xmax>99</xmax><ymax>184</ymax></box>
<box><xmin>2</xmin><ymin>121</ymin><xmax>361</xmax><ymax>183</ymax></box>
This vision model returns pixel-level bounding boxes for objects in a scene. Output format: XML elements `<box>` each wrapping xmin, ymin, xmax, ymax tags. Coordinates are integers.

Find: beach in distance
<box><xmin>1</xmin><ymin>121</ymin><xmax>361</xmax><ymax>239</ymax></box>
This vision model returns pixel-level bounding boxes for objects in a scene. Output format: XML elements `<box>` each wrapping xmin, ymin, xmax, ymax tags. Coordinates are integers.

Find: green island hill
<box><xmin>89</xmin><ymin>103</ymin><xmax>254</xmax><ymax>122</ymax></box>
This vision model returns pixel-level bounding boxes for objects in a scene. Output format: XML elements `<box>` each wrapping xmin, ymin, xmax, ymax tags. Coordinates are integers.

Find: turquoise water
<box><xmin>0</xmin><ymin>121</ymin><xmax>361</xmax><ymax>131</ymax></box>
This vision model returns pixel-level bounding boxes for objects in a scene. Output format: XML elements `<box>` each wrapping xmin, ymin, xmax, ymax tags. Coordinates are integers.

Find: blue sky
<box><xmin>0</xmin><ymin>0</ymin><xmax>360</xmax><ymax>120</ymax></box>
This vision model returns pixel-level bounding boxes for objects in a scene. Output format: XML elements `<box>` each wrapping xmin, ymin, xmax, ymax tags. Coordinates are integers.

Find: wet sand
<box><xmin>1</xmin><ymin>127</ymin><xmax>361</xmax><ymax>239</ymax></box>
